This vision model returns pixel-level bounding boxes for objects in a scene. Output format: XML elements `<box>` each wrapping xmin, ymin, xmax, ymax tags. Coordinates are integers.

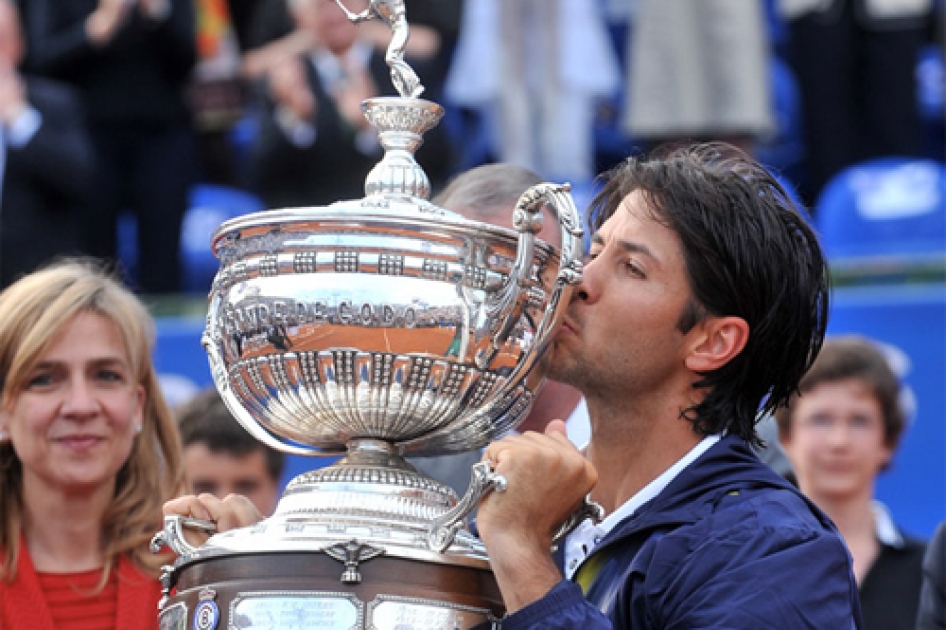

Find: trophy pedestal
<box><xmin>159</xmin><ymin>552</ymin><xmax>502</xmax><ymax>629</ymax></box>
<box><xmin>156</xmin><ymin>441</ymin><xmax>506</xmax><ymax>629</ymax></box>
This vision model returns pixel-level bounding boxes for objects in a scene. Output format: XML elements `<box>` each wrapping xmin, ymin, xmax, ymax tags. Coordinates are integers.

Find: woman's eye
<box><xmin>26</xmin><ymin>373</ymin><xmax>54</xmax><ymax>388</ymax></box>
<box><xmin>97</xmin><ymin>369</ymin><xmax>124</xmax><ymax>383</ymax></box>
<box><xmin>625</xmin><ymin>261</ymin><xmax>644</xmax><ymax>277</ymax></box>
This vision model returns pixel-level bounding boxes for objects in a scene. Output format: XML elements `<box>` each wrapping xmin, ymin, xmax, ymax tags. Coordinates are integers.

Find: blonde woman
<box><xmin>0</xmin><ymin>259</ymin><xmax>257</xmax><ymax>629</ymax></box>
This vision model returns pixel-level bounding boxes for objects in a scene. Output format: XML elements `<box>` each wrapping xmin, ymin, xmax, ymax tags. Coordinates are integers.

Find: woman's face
<box><xmin>0</xmin><ymin>311</ymin><xmax>145</xmax><ymax>499</ymax></box>
<box><xmin>782</xmin><ymin>378</ymin><xmax>892</xmax><ymax>504</ymax></box>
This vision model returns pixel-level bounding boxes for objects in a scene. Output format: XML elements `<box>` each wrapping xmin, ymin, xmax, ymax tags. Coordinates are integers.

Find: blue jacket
<box><xmin>495</xmin><ymin>435</ymin><xmax>863</xmax><ymax>629</ymax></box>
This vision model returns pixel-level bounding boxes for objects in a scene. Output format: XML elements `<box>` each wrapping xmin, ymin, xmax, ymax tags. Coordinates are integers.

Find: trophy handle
<box><xmin>427</xmin><ymin>462</ymin><xmax>605</xmax><ymax>553</ymax></box>
<box><xmin>427</xmin><ymin>461</ymin><xmax>506</xmax><ymax>553</ymax></box>
<box><xmin>480</xmin><ymin>183</ymin><xmax>584</xmax><ymax>371</ymax></box>
<box><xmin>150</xmin><ymin>515</ymin><xmax>218</xmax><ymax>556</ymax></box>
<box><xmin>551</xmin><ymin>493</ymin><xmax>606</xmax><ymax>543</ymax></box>
<box><xmin>203</xmin><ymin>333</ymin><xmax>334</xmax><ymax>457</ymax></box>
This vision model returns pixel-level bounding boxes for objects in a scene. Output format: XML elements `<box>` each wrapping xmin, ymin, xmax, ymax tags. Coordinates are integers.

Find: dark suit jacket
<box><xmin>22</xmin><ymin>0</ymin><xmax>196</xmax><ymax>126</ymax></box>
<box><xmin>859</xmin><ymin>534</ymin><xmax>926</xmax><ymax>630</ymax></box>
<box><xmin>250</xmin><ymin>48</ymin><xmax>453</xmax><ymax>209</ymax></box>
<box><xmin>1</xmin><ymin>76</ymin><xmax>94</xmax><ymax>287</ymax></box>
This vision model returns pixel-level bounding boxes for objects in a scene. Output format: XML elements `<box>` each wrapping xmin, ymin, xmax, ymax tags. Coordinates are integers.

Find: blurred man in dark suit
<box><xmin>249</xmin><ymin>0</ymin><xmax>452</xmax><ymax>209</ymax></box>
<box><xmin>23</xmin><ymin>0</ymin><xmax>198</xmax><ymax>294</ymax></box>
<box><xmin>0</xmin><ymin>0</ymin><xmax>94</xmax><ymax>288</ymax></box>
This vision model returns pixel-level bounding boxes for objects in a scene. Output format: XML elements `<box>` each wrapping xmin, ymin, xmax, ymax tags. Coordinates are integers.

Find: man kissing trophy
<box><xmin>152</xmin><ymin>2</ymin><xmax>597</xmax><ymax>628</ymax></box>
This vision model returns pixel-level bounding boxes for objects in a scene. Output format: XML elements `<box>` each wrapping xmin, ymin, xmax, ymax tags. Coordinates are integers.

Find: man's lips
<box><xmin>560</xmin><ymin>318</ymin><xmax>578</xmax><ymax>336</ymax></box>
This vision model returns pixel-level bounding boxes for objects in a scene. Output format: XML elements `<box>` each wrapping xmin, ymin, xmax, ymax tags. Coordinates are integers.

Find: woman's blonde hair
<box><xmin>0</xmin><ymin>259</ymin><xmax>186</xmax><ymax>583</ymax></box>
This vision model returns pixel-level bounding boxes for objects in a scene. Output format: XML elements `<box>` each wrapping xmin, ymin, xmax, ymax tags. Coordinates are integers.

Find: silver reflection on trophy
<box><xmin>152</xmin><ymin>1</ymin><xmax>594</xmax><ymax>627</ymax></box>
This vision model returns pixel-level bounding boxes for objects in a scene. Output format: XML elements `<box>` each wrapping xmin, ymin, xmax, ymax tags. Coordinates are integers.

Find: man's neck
<box><xmin>518</xmin><ymin>381</ymin><xmax>583</xmax><ymax>434</ymax></box>
<box><xmin>584</xmin><ymin>395</ymin><xmax>703</xmax><ymax>514</ymax></box>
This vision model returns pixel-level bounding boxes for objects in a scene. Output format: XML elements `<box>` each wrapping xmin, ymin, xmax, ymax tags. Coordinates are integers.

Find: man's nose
<box><xmin>825</xmin><ymin>420</ymin><xmax>852</xmax><ymax>446</ymax></box>
<box><xmin>573</xmin><ymin>256</ymin><xmax>599</xmax><ymax>303</ymax></box>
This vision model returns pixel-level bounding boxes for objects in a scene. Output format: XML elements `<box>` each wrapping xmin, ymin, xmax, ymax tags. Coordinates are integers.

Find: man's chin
<box><xmin>543</xmin><ymin>357</ymin><xmax>573</xmax><ymax>385</ymax></box>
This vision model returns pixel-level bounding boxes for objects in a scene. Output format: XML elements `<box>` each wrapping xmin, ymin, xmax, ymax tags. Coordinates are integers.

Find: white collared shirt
<box><xmin>563</xmin><ymin>434</ymin><xmax>721</xmax><ymax>579</ymax></box>
<box><xmin>0</xmin><ymin>106</ymin><xmax>42</xmax><ymax>213</ymax></box>
<box><xmin>873</xmin><ymin>500</ymin><xmax>905</xmax><ymax>548</ymax></box>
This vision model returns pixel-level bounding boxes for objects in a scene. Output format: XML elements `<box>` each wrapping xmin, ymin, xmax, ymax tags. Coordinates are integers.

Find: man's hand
<box><xmin>269</xmin><ymin>58</ymin><xmax>316</xmax><ymax>121</ymax></box>
<box><xmin>162</xmin><ymin>493</ymin><xmax>263</xmax><ymax>548</ymax></box>
<box><xmin>331</xmin><ymin>56</ymin><xmax>376</xmax><ymax>131</ymax></box>
<box><xmin>476</xmin><ymin>420</ymin><xmax>598</xmax><ymax>613</ymax></box>
<box><xmin>86</xmin><ymin>0</ymin><xmax>134</xmax><ymax>46</ymax></box>
<box><xmin>0</xmin><ymin>64</ymin><xmax>26</xmax><ymax>124</ymax></box>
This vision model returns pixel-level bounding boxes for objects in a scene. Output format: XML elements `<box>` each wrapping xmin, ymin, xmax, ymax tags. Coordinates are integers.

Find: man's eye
<box><xmin>235</xmin><ymin>481</ymin><xmax>261</xmax><ymax>494</ymax></box>
<box><xmin>850</xmin><ymin>414</ymin><xmax>874</xmax><ymax>429</ymax></box>
<box><xmin>625</xmin><ymin>261</ymin><xmax>645</xmax><ymax>277</ymax></box>
<box><xmin>808</xmin><ymin>414</ymin><xmax>834</xmax><ymax>428</ymax></box>
<box><xmin>192</xmin><ymin>482</ymin><xmax>218</xmax><ymax>495</ymax></box>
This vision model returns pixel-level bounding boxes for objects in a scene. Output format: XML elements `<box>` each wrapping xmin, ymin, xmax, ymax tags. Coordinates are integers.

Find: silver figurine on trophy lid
<box><xmin>152</xmin><ymin>1</ymin><xmax>601</xmax><ymax>628</ymax></box>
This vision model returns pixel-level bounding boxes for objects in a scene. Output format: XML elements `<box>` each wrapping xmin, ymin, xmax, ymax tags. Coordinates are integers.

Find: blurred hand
<box><xmin>162</xmin><ymin>493</ymin><xmax>263</xmax><ymax>548</ymax></box>
<box><xmin>268</xmin><ymin>58</ymin><xmax>316</xmax><ymax>120</ymax></box>
<box><xmin>332</xmin><ymin>57</ymin><xmax>376</xmax><ymax>130</ymax></box>
<box><xmin>242</xmin><ymin>31</ymin><xmax>316</xmax><ymax>81</ymax></box>
<box><xmin>138</xmin><ymin>0</ymin><xmax>170</xmax><ymax>21</ymax></box>
<box><xmin>0</xmin><ymin>63</ymin><xmax>26</xmax><ymax>124</ymax></box>
<box><xmin>86</xmin><ymin>0</ymin><xmax>134</xmax><ymax>46</ymax></box>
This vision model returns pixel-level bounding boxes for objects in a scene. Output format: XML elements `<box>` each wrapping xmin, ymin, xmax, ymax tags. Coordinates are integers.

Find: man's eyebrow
<box><xmin>590</xmin><ymin>234</ymin><xmax>658</xmax><ymax>260</ymax></box>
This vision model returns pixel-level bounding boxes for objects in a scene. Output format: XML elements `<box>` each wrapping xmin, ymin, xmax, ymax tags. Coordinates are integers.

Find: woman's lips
<box><xmin>54</xmin><ymin>435</ymin><xmax>104</xmax><ymax>450</ymax></box>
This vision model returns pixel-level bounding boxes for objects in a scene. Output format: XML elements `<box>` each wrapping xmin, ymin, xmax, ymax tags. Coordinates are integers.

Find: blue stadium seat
<box><xmin>815</xmin><ymin>157</ymin><xmax>946</xmax><ymax>275</ymax></box>
<box><xmin>917</xmin><ymin>43</ymin><xmax>945</xmax><ymax>160</ymax></box>
<box><xmin>180</xmin><ymin>184</ymin><xmax>266</xmax><ymax>294</ymax></box>
<box><xmin>117</xmin><ymin>184</ymin><xmax>265</xmax><ymax>293</ymax></box>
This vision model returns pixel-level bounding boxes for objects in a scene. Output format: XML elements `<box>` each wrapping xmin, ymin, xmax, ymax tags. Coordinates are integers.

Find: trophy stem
<box><xmin>340</xmin><ymin>437</ymin><xmax>413</xmax><ymax>470</ymax></box>
<box><xmin>361</xmin><ymin>96</ymin><xmax>444</xmax><ymax>199</ymax></box>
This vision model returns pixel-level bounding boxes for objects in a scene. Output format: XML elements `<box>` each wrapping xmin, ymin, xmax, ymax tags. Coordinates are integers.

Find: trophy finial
<box><xmin>334</xmin><ymin>0</ymin><xmax>424</xmax><ymax>98</ymax></box>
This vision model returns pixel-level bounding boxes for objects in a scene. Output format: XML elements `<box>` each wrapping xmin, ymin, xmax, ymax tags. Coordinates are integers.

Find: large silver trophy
<box><xmin>153</xmin><ymin>2</ymin><xmax>590</xmax><ymax>628</ymax></box>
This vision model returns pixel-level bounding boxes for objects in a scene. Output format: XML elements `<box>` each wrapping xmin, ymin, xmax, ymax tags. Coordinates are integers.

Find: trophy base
<box><xmin>159</xmin><ymin>551</ymin><xmax>503</xmax><ymax>629</ymax></box>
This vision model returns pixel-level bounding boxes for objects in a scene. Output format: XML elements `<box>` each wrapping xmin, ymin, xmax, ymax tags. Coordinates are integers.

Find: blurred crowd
<box><xmin>0</xmin><ymin>0</ymin><xmax>942</xmax><ymax>294</ymax></box>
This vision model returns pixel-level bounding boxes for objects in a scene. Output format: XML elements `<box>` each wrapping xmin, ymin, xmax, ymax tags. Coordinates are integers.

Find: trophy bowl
<box><xmin>204</xmin><ymin>186</ymin><xmax>582</xmax><ymax>458</ymax></box>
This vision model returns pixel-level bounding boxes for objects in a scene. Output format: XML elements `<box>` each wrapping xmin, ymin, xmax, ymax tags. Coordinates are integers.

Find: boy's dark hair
<box><xmin>176</xmin><ymin>387</ymin><xmax>285</xmax><ymax>481</ymax></box>
<box><xmin>588</xmin><ymin>144</ymin><xmax>829</xmax><ymax>447</ymax></box>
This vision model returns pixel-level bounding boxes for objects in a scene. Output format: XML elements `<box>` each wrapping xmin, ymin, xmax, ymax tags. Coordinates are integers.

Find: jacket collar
<box><xmin>592</xmin><ymin>434</ymin><xmax>828</xmax><ymax>549</ymax></box>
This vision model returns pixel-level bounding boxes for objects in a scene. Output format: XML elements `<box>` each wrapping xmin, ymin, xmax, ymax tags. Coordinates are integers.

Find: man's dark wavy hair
<box><xmin>587</xmin><ymin>144</ymin><xmax>829</xmax><ymax>446</ymax></box>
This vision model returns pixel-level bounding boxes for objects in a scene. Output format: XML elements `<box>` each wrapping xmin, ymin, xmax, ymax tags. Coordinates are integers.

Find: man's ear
<box><xmin>685</xmin><ymin>316</ymin><xmax>749</xmax><ymax>373</ymax></box>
